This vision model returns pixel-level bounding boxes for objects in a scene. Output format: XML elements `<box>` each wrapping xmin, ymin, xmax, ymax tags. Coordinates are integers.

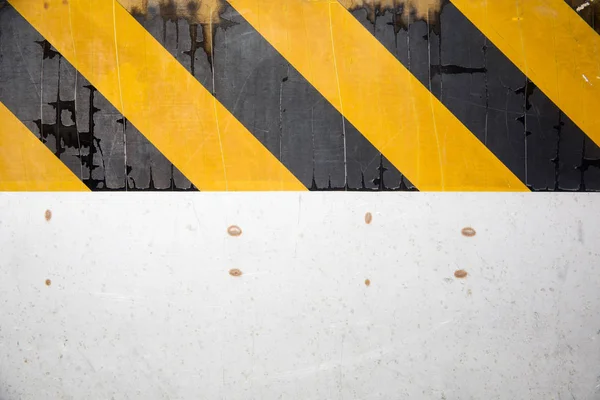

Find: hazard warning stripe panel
<box><xmin>226</xmin><ymin>0</ymin><xmax>527</xmax><ymax>192</ymax></box>
<box><xmin>8</xmin><ymin>0</ymin><xmax>305</xmax><ymax>191</ymax></box>
<box><xmin>0</xmin><ymin>6</ymin><xmax>198</xmax><ymax>191</ymax></box>
<box><xmin>119</xmin><ymin>0</ymin><xmax>414</xmax><ymax>190</ymax></box>
<box><xmin>451</xmin><ymin>0</ymin><xmax>600</xmax><ymax>158</ymax></box>
<box><xmin>0</xmin><ymin>102</ymin><xmax>89</xmax><ymax>191</ymax></box>
<box><xmin>343</xmin><ymin>2</ymin><xmax>600</xmax><ymax>191</ymax></box>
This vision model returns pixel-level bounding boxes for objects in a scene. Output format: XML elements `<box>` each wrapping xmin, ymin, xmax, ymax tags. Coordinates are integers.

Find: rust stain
<box><xmin>44</xmin><ymin>209</ymin><xmax>52</xmax><ymax>221</ymax></box>
<box><xmin>227</xmin><ymin>225</ymin><xmax>242</xmax><ymax>236</ymax></box>
<box><xmin>461</xmin><ymin>227</ymin><xmax>476</xmax><ymax>237</ymax></box>
<box><xmin>229</xmin><ymin>268</ymin><xmax>243</xmax><ymax>277</ymax></box>
<box><xmin>364</xmin><ymin>278</ymin><xmax>371</xmax><ymax>286</ymax></box>
<box><xmin>121</xmin><ymin>0</ymin><xmax>233</xmax><ymax>70</ymax></box>
<box><xmin>364</xmin><ymin>212</ymin><xmax>373</xmax><ymax>224</ymax></box>
<box><xmin>454</xmin><ymin>269</ymin><xmax>468</xmax><ymax>279</ymax></box>
<box><xmin>45</xmin><ymin>279</ymin><xmax>52</xmax><ymax>286</ymax></box>
<box><xmin>44</xmin><ymin>2</ymin><xmax>49</xmax><ymax>9</ymax></box>
<box><xmin>339</xmin><ymin>0</ymin><xmax>443</xmax><ymax>27</ymax></box>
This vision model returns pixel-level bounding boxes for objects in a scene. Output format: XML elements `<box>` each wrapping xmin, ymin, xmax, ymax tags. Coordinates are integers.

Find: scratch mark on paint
<box><xmin>576</xmin><ymin>0</ymin><xmax>597</xmax><ymax>12</ymax></box>
<box><xmin>328</xmin><ymin>1</ymin><xmax>348</xmax><ymax>189</ymax></box>
<box><xmin>112</xmin><ymin>0</ymin><xmax>128</xmax><ymax>191</ymax></box>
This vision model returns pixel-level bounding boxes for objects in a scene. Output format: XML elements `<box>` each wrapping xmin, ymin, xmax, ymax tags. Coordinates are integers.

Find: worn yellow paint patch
<box><xmin>227</xmin><ymin>0</ymin><xmax>527</xmax><ymax>191</ymax></box>
<box><xmin>0</xmin><ymin>102</ymin><xmax>89</xmax><ymax>191</ymax></box>
<box><xmin>451</xmin><ymin>0</ymin><xmax>600</xmax><ymax>152</ymax></box>
<box><xmin>9</xmin><ymin>0</ymin><xmax>305</xmax><ymax>191</ymax></box>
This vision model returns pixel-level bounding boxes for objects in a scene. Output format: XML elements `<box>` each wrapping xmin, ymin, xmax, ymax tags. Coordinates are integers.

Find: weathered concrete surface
<box><xmin>0</xmin><ymin>193</ymin><xmax>599</xmax><ymax>398</ymax></box>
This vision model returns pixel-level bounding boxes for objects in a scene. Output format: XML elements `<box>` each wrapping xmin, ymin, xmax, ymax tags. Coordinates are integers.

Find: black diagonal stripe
<box><xmin>345</xmin><ymin>0</ymin><xmax>600</xmax><ymax>191</ymax></box>
<box><xmin>124</xmin><ymin>0</ymin><xmax>416</xmax><ymax>191</ymax></box>
<box><xmin>0</xmin><ymin>5</ymin><xmax>197</xmax><ymax>191</ymax></box>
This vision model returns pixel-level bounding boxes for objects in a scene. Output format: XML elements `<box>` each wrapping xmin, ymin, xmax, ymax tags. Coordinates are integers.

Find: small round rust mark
<box><xmin>364</xmin><ymin>279</ymin><xmax>371</xmax><ymax>287</ymax></box>
<box><xmin>454</xmin><ymin>270</ymin><xmax>468</xmax><ymax>279</ymax></box>
<box><xmin>227</xmin><ymin>225</ymin><xmax>242</xmax><ymax>237</ymax></box>
<box><xmin>45</xmin><ymin>279</ymin><xmax>52</xmax><ymax>286</ymax></box>
<box><xmin>229</xmin><ymin>268</ymin><xmax>243</xmax><ymax>277</ymax></box>
<box><xmin>43</xmin><ymin>2</ymin><xmax>49</xmax><ymax>9</ymax></box>
<box><xmin>44</xmin><ymin>209</ymin><xmax>52</xmax><ymax>221</ymax></box>
<box><xmin>461</xmin><ymin>227</ymin><xmax>476</xmax><ymax>237</ymax></box>
<box><xmin>364</xmin><ymin>212</ymin><xmax>373</xmax><ymax>224</ymax></box>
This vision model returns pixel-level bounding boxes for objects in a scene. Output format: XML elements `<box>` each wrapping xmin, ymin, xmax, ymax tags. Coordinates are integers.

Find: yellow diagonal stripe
<box><xmin>9</xmin><ymin>0</ymin><xmax>305</xmax><ymax>191</ymax></box>
<box><xmin>0</xmin><ymin>102</ymin><xmax>89</xmax><ymax>191</ymax></box>
<box><xmin>451</xmin><ymin>0</ymin><xmax>600</xmax><ymax>148</ymax></box>
<box><xmin>227</xmin><ymin>0</ymin><xmax>527</xmax><ymax>191</ymax></box>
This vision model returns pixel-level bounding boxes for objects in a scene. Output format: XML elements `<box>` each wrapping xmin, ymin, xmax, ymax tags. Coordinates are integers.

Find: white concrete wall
<box><xmin>0</xmin><ymin>193</ymin><xmax>599</xmax><ymax>399</ymax></box>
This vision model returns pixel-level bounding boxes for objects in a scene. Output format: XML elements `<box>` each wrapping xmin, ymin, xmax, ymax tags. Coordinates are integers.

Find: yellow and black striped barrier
<box><xmin>1</xmin><ymin>0</ymin><xmax>599</xmax><ymax>191</ymax></box>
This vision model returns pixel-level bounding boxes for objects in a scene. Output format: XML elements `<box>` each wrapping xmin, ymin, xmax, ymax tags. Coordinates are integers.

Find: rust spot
<box><xmin>44</xmin><ymin>2</ymin><xmax>49</xmax><ymax>9</ymax></box>
<box><xmin>227</xmin><ymin>225</ymin><xmax>242</xmax><ymax>237</ymax></box>
<box><xmin>121</xmin><ymin>0</ymin><xmax>231</xmax><ymax>71</ymax></box>
<box><xmin>229</xmin><ymin>268</ymin><xmax>242</xmax><ymax>277</ymax></box>
<box><xmin>339</xmin><ymin>0</ymin><xmax>443</xmax><ymax>29</ymax></box>
<box><xmin>364</xmin><ymin>212</ymin><xmax>373</xmax><ymax>224</ymax></box>
<box><xmin>461</xmin><ymin>227</ymin><xmax>476</xmax><ymax>237</ymax></box>
<box><xmin>45</xmin><ymin>279</ymin><xmax>52</xmax><ymax>286</ymax></box>
<box><xmin>364</xmin><ymin>279</ymin><xmax>371</xmax><ymax>287</ymax></box>
<box><xmin>454</xmin><ymin>270</ymin><xmax>468</xmax><ymax>279</ymax></box>
<box><xmin>44</xmin><ymin>210</ymin><xmax>52</xmax><ymax>221</ymax></box>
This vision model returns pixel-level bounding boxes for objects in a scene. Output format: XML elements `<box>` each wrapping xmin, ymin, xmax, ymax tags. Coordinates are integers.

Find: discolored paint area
<box><xmin>340</xmin><ymin>0</ymin><xmax>443</xmax><ymax>27</ymax></box>
<box><xmin>121</xmin><ymin>0</ymin><xmax>228</xmax><ymax>71</ymax></box>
